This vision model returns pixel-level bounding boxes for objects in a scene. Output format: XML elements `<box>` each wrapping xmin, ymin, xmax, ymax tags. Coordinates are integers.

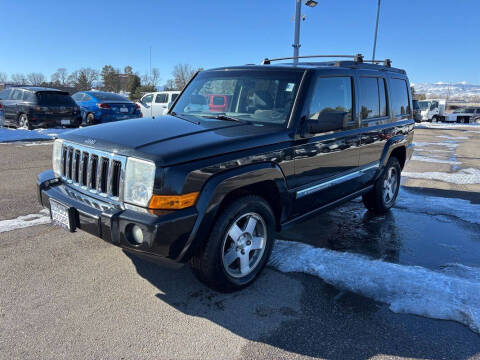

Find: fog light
<box><xmin>131</xmin><ymin>225</ymin><xmax>144</xmax><ymax>244</ymax></box>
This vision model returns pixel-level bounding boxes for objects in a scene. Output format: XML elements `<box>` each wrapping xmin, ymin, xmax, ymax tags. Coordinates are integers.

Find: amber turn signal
<box><xmin>148</xmin><ymin>192</ymin><xmax>199</xmax><ymax>210</ymax></box>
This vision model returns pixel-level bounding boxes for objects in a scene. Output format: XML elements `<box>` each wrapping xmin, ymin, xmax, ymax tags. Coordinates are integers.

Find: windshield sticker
<box><xmin>285</xmin><ymin>83</ymin><xmax>295</xmax><ymax>92</ymax></box>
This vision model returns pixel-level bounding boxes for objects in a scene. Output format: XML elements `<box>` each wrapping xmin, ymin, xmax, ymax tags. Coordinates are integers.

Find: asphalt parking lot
<box><xmin>1</xmin><ymin>126</ymin><xmax>479</xmax><ymax>360</ymax></box>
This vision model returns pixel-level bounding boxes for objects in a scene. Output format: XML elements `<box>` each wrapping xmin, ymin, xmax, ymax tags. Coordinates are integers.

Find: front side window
<box><xmin>155</xmin><ymin>94</ymin><xmax>168</xmax><ymax>103</ymax></box>
<box><xmin>308</xmin><ymin>76</ymin><xmax>353</xmax><ymax>123</ymax></box>
<box><xmin>12</xmin><ymin>90</ymin><xmax>24</xmax><ymax>100</ymax></box>
<box><xmin>172</xmin><ymin>70</ymin><xmax>303</xmax><ymax>125</ymax></box>
<box><xmin>142</xmin><ymin>94</ymin><xmax>153</xmax><ymax>104</ymax></box>
<box><xmin>390</xmin><ymin>78</ymin><xmax>410</xmax><ymax>116</ymax></box>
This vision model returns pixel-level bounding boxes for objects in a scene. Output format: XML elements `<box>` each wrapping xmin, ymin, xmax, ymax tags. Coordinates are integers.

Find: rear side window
<box><xmin>359</xmin><ymin>77</ymin><xmax>388</xmax><ymax>120</ymax></box>
<box><xmin>12</xmin><ymin>89</ymin><xmax>24</xmax><ymax>100</ymax></box>
<box><xmin>72</xmin><ymin>93</ymin><xmax>84</xmax><ymax>101</ymax></box>
<box><xmin>308</xmin><ymin>77</ymin><xmax>353</xmax><ymax>122</ymax></box>
<box><xmin>0</xmin><ymin>89</ymin><xmax>11</xmax><ymax>100</ymax></box>
<box><xmin>390</xmin><ymin>78</ymin><xmax>410</xmax><ymax>116</ymax></box>
<box><xmin>36</xmin><ymin>92</ymin><xmax>75</xmax><ymax>106</ymax></box>
<box><xmin>155</xmin><ymin>94</ymin><xmax>168</xmax><ymax>103</ymax></box>
<box><xmin>171</xmin><ymin>94</ymin><xmax>179</xmax><ymax>102</ymax></box>
<box><xmin>23</xmin><ymin>91</ymin><xmax>36</xmax><ymax>102</ymax></box>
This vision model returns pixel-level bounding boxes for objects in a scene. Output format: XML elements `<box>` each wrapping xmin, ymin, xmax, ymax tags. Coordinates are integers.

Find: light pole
<box><xmin>372</xmin><ymin>0</ymin><xmax>381</xmax><ymax>61</ymax></box>
<box><xmin>293</xmin><ymin>0</ymin><xmax>318</xmax><ymax>64</ymax></box>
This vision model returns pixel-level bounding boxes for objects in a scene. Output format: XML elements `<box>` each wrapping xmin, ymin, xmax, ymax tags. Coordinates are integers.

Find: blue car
<box><xmin>72</xmin><ymin>91</ymin><xmax>142</xmax><ymax>126</ymax></box>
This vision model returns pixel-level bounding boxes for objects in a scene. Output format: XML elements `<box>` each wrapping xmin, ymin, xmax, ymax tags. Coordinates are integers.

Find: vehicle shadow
<box><xmin>125</xmin><ymin>198</ymin><xmax>480</xmax><ymax>359</ymax></box>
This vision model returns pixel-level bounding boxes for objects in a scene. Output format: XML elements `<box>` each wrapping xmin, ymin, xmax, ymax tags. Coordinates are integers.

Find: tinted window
<box><xmin>390</xmin><ymin>78</ymin><xmax>410</xmax><ymax>116</ymax></box>
<box><xmin>0</xmin><ymin>89</ymin><xmax>11</xmax><ymax>100</ymax></box>
<box><xmin>155</xmin><ymin>94</ymin><xmax>168</xmax><ymax>103</ymax></box>
<box><xmin>12</xmin><ymin>89</ymin><xmax>24</xmax><ymax>100</ymax></box>
<box><xmin>171</xmin><ymin>94</ymin><xmax>179</xmax><ymax>102</ymax></box>
<box><xmin>90</xmin><ymin>92</ymin><xmax>127</xmax><ymax>101</ymax></box>
<box><xmin>23</xmin><ymin>91</ymin><xmax>36</xmax><ymax>102</ymax></box>
<box><xmin>379</xmin><ymin>78</ymin><xmax>387</xmax><ymax>116</ymax></box>
<box><xmin>142</xmin><ymin>94</ymin><xmax>153</xmax><ymax>104</ymax></box>
<box><xmin>36</xmin><ymin>92</ymin><xmax>75</xmax><ymax>106</ymax></box>
<box><xmin>359</xmin><ymin>77</ymin><xmax>379</xmax><ymax>119</ymax></box>
<box><xmin>308</xmin><ymin>76</ymin><xmax>353</xmax><ymax>123</ymax></box>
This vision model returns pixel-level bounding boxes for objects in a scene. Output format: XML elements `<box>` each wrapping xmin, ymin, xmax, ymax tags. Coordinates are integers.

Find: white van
<box><xmin>137</xmin><ymin>91</ymin><xmax>180</xmax><ymax>118</ymax></box>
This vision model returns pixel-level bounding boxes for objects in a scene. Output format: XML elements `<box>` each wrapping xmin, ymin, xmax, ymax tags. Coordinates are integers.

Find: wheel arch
<box><xmin>176</xmin><ymin>162</ymin><xmax>290</xmax><ymax>262</ymax></box>
<box><xmin>379</xmin><ymin>135</ymin><xmax>408</xmax><ymax>171</ymax></box>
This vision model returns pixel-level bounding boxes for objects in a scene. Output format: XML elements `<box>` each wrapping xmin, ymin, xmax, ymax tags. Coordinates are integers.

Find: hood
<box><xmin>60</xmin><ymin>115</ymin><xmax>290</xmax><ymax>166</ymax></box>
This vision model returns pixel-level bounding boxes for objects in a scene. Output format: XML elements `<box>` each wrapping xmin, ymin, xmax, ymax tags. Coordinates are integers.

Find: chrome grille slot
<box><xmin>60</xmin><ymin>141</ymin><xmax>126</xmax><ymax>201</ymax></box>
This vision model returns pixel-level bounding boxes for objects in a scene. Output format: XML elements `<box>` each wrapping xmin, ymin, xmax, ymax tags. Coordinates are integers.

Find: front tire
<box><xmin>190</xmin><ymin>195</ymin><xmax>275</xmax><ymax>292</ymax></box>
<box><xmin>362</xmin><ymin>157</ymin><xmax>401</xmax><ymax>214</ymax></box>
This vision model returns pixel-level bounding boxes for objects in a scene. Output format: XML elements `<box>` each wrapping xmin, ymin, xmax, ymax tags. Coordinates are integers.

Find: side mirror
<box><xmin>306</xmin><ymin>112</ymin><xmax>348</xmax><ymax>134</ymax></box>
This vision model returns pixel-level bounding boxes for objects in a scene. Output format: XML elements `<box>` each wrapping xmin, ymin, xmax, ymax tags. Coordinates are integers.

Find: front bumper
<box><xmin>37</xmin><ymin>170</ymin><xmax>197</xmax><ymax>263</ymax></box>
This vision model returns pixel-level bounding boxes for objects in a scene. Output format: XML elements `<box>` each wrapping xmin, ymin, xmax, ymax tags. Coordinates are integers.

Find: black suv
<box><xmin>0</xmin><ymin>87</ymin><xmax>81</xmax><ymax>129</ymax></box>
<box><xmin>37</xmin><ymin>54</ymin><xmax>414</xmax><ymax>291</ymax></box>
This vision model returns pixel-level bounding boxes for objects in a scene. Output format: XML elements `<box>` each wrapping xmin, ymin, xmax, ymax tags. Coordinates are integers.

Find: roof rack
<box><xmin>261</xmin><ymin>54</ymin><xmax>392</xmax><ymax>67</ymax></box>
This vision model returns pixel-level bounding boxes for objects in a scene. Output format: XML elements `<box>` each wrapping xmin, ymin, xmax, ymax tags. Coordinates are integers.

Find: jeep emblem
<box><xmin>84</xmin><ymin>139</ymin><xmax>96</xmax><ymax>145</ymax></box>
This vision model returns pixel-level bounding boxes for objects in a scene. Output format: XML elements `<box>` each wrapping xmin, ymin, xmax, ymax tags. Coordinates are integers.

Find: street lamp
<box><xmin>293</xmin><ymin>0</ymin><xmax>318</xmax><ymax>64</ymax></box>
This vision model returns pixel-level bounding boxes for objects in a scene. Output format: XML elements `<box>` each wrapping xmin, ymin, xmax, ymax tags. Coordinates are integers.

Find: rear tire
<box><xmin>86</xmin><ymin>113</ymin><xmax>95</xmax><ymax>126</ymax></box>
<box><xmin>362</xmin><ymin>157</ymin><xmax>401</xmax><ymax>214</ymax></box>
<box><xmin>190</xmin><ymin>195</ymin><xmax>275</xmax><ymax>292</ymax></box>
<box><xmin>18</xmin><ymin>114</ymin><xmax>32</xmax><ymax>130</ymax></box>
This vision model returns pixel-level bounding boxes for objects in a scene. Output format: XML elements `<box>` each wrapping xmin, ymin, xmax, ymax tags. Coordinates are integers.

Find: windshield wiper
<box><xmin>200</xmin><ymin>114</ymin><xmax>244</xmax><ymax>123</ymax></box>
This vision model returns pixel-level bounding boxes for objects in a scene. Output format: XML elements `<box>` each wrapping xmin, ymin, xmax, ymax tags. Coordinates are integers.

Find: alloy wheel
<box><xmin>221</xmin><ymin>212</ymin><xmax>267</xmax><ymax>278</ymax></box>
<box><xmin>383</xmin><ymin>167</ymin><xmax>398</xmax><ymax>205</ymax></box>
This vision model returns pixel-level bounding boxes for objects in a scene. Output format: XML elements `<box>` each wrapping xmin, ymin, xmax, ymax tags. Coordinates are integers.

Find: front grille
<box><xmin>61</xmin><ymin>141</ymin><xmax>126</xmax><ymax>200</ymax></box>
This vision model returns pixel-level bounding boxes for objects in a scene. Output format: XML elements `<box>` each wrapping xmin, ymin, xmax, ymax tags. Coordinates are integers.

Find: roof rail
<box><xmin>261</xmin><ymin>54</ymin><xmax>392</xmax><ymax>67</ymax></box>
<box><xmin>261</xmin><ymin>54</ymin><xmax>364</xmax><ymax>65</ymax></box>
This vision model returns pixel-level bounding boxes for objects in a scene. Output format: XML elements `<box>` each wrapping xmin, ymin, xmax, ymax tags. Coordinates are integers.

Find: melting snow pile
<box><xmin>0</xmin><ymin>128</ymin><xmax>72</xmax><ymax>143</ymax></box>
<box><xmin>0</xmin><ymin>210</ymin><xmax>51</xmax><ymax>233</ymax></box>
<box><xmin>416</xmin><ymin>122</ymin><xmax>480</xmax><ymax>129</ymax></box>
<box><xmin>410</xmin><ymin>155</ymin><xmax>460</xmax><ymax>165</ymax></box>
<box><xmin>269</xmin><ymin>240</ymin><xmax>480</xmax><ymax>333</ymax></box>
<box><xmin>403</xmin><ymin>168</ymin><xmax>480</xmax><ymax>185</ymax></box>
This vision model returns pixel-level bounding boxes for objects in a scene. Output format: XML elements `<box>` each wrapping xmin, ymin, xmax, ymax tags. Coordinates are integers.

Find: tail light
<box><xmin>135</xmin><ymin>103</ymin><xmax>140</xmax><ymax>110</ymax></box>
<box><xmin>0</xmin><ymin>103</ymin><xmax>3</xmax><ymax>109</ymax></box>
<box><xmin>98</xmin><ymin>103</ymin><xmax>110</xmax><ymax>109</ymax></box>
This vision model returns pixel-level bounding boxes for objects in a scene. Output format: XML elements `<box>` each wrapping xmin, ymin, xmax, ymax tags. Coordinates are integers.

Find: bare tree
<box><xmin>51</xmin><ymin>68</ymin><xmax>69</xmax><ymax>85</ymax></box>
<box><xmin>68</xmin><ymin>68</ymin><xmax>99</xmax><ymax>91</ymax></box>
<box><xmin>172</xmin><ymin>64</ymin><xmax>199</xmax><ymax>90</ymax></box>
<box><xmin>0</xmin><ymin>72</ymin><xmax>7</xmax><ymax>83</ymax></box>
<box><xmin>27</xmin><ymin>72</ymin><xmax>46</xmax><ymax>86</ymax></box>
<box><xmin>11</xmin><ymin>73</ymin><xmax>27</xmax><ymax>85</ymax></box>
<box><xmin>142</xmin><ymin>67</ymin><xmax>161</xmax><ymax>89</ymax></box>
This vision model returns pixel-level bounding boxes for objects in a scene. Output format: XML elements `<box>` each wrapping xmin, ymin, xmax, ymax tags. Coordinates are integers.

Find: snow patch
<box><xmin>436</xmin><ymin>135</ymin><xmax>469</xmax><ymax>140</ymax></box>
<box><xmin>403</xmin><ymin>168</ymin><xmax>480</xmax><ymax>185</ymax></box>
<box><xmin>0</xmin><ymin>209</ymin><xmax>51</xmax><ymax>233</ymax></box>
<box><xmin>269</xmin><ymin>240</ymin><xmax>480</xmax><ymax>334</ymax></box>
<box><xmin>0</xmin><ymin>128</ymin><xmax>72</xmax><ymax>143</ymax></box>
<box><xmin>414</xmin><ymin>141</ymin><xmax>458</xmax><ymax>149</ymax></box>
<box><xmin>395</xmin><ymin>189</ymin><xmax>480</xmax><ymax>225</ymax></box>
<box><xmin>411</xmin><ymin>155</ymin><xmax>460</xmax><ymax>165</ymax></box>
<box><xmin>416</xmin><ymin>122</ymin><xmax>480</xmax><ymax>130</ymax></box>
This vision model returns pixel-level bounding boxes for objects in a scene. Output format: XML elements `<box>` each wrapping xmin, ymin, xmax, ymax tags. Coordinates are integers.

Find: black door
<box><xmin>3</xmin><ymin>89</ymin><xmax>23</xmax><ymax>125</ymax></box>
<box><xmin>292</xmin><ymin>75</ymin><xmax>360</xmax><ymax>217</ymax></box>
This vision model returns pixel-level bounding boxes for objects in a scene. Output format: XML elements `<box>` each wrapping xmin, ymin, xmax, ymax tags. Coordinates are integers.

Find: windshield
<box><xmin>171</xmin><ymin>70</ymin><xmax>303</xmax><ymax>125</ymax></box>
<box><xmin>90</xmin><ymin>92</ymin><xmax>128</xmax><ymax>101</ymax></box>
<box><xmin>417</xmin><ymin>101</ymin><xmax>431</xmax><ymax>110</ymax></box>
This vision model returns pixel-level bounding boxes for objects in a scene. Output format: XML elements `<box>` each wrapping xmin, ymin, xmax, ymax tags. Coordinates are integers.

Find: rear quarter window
<box><xmin>390</xmin><ymin>78</ymin><xmax>410</xmax><ymax>116</ymax></box>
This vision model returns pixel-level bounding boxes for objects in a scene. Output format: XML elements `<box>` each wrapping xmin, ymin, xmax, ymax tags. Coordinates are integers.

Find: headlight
<box><xmin>52</xmin><ymin>139</ymin><xmax>64</xmax><ymax>176</ymax></box>
<box><xmin>124</xmin><ymin>157</ymin><xmax>156</xmax><ymax>207</ymax></box>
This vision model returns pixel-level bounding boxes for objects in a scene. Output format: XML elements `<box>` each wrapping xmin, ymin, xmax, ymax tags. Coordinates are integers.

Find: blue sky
<box><xmin>0</xmin><ymin>0</ymin><xmax>479</xmax><ymax>85</ymax></box>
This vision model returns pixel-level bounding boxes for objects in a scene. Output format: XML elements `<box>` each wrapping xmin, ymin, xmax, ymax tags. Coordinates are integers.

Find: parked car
<box><xmin>37</xmin><ymin>54</ymin><xmax>414</xmax><ymax>291</ymax></box>
<box><xmin>412</xmin><ymin>99</ymin><xmax>422</xmax><ymax>122</ymax></box>
<box><xmin>0</xmin><ymin>87</ymin><xmax>81</xmax><ymax>129</ymax></box>
<box><xmin>445</xmin><ymin>107</ymin><xmax>480</xmax><ymax>123</ymax></box>
<box><xmin>72</xmin><ymin>91</ymin><xmax>142</xmax><ymax>126</ymax></box>
<box><xmin>137</xmin><ymin>91</ymin><xmax>180</xmax><ymax>118</ymax></box>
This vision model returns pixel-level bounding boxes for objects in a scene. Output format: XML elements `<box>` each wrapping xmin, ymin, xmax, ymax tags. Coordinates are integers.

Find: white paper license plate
<box><xmin>119</xmin><ymin>107</ymin><xmax>128</xmax><ymax>113</ymax></box>
<box><xmin>50</xmin><ymin>200</ymin><xmax>72</xmax><ymax>230</ymax></box>
<box><xmin>61</xmin><ymin>119</ymin><xmax>71</xmax><ymax>125</ymax></box>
